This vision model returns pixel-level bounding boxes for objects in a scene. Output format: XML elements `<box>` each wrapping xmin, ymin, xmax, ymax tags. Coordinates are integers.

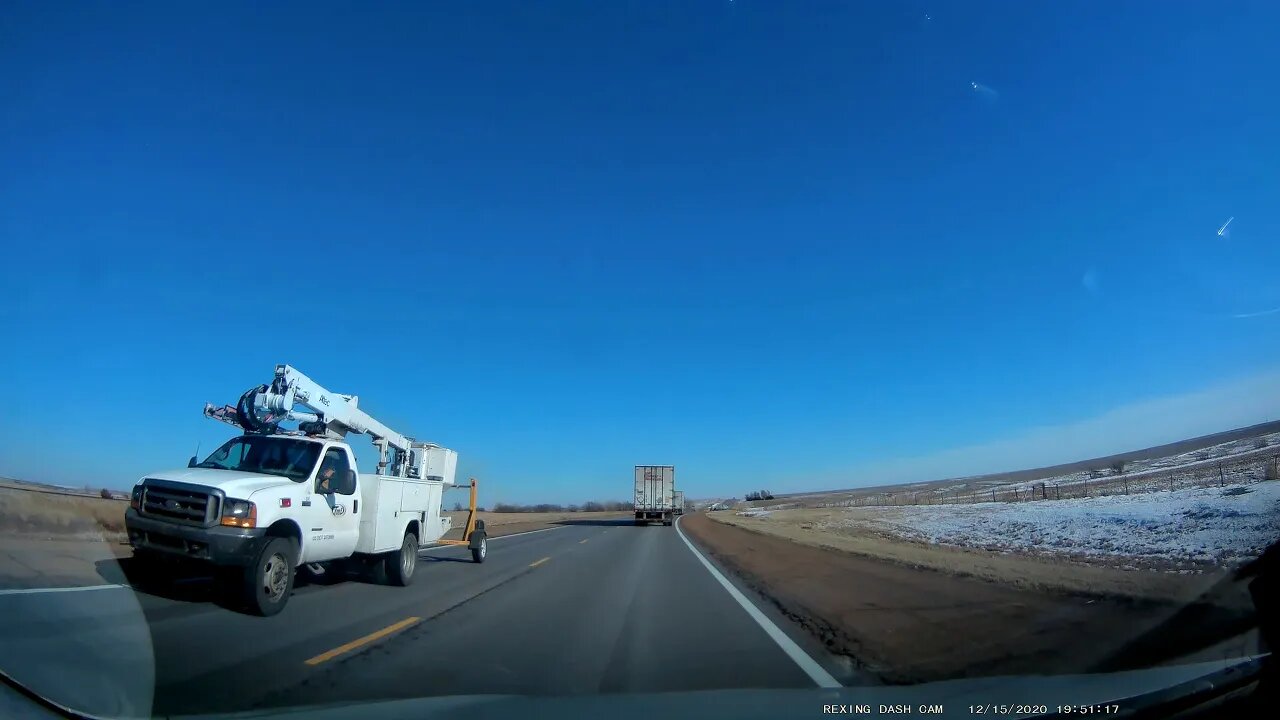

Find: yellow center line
<box><xmin>579</xmin><ymin>539</ymin><xmax>588</xmax><ymax>544</ymax></box>
<box><xmin>304</xmin><ymin>617</ymin><xmax>421</xmax><ymax>666</ymax></box>
<box><xmin>529</xmin><ymin>556</ymin><xmax>551</xmax><ymax>567</ymax></box>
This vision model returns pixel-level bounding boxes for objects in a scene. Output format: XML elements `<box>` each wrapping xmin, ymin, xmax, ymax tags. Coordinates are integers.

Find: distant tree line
<box><xmin>744</xmin><ymin>490</ymin><xmax>775</xmax><ymax>501</ymax></box>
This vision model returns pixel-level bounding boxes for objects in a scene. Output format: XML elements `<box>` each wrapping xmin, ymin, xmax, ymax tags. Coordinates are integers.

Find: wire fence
<box><xmin>817</xmin><ymin>453</ymin><xmax>1280</xmax><ymax>508</ymax></box>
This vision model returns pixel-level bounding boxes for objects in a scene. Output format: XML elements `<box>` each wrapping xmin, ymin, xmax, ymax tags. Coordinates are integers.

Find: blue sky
<box><xmin>2</xmin><ymin>2</ymin><xmax>1279</xmax><ymax>504</ymax></box>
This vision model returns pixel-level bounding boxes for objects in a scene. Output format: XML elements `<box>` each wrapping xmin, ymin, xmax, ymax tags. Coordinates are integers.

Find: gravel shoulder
<box><xmin>681</xmin><ymin>513</ymin><xmax>1259</xmax><ymax>684</ymax></box>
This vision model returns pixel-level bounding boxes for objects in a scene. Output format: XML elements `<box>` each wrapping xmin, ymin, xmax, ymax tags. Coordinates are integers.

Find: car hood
<box><xmin>142</xmin><ymin>468</ymin><xmax>298</xmax><ymax>499</ymax></box>
<box><xmin>172</xmin><ymin>655</ymin><xmax>1266</xmax><ymax>720</ymax></box>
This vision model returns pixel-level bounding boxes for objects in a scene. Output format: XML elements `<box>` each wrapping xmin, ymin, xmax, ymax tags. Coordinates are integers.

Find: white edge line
<box><xmin>0</xmin><ymin>583</ymin><xmax>128</xmax><ymax>596</ymax></box>
<box><xmin>675</xmin><ymin>515</ymin><xmax>841</xmax><ymax>688</ymax></box>
<box><xmin>420</xmin><ymin>524</ymin><xmax>568</xmax><ymax>554</ymax></box>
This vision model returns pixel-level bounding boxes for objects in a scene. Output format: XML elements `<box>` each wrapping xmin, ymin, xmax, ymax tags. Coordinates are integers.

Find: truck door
<box><xmin>301</xmin><ymin>446</ymin><xmax>361</xmax><ymax>563</ymax></box>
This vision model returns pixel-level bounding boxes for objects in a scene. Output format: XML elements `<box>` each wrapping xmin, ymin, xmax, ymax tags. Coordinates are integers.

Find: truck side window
<box><xmin>318</xmin><ymin>448</ymin><xmax>353</xmax><ymax>495</ymax></box>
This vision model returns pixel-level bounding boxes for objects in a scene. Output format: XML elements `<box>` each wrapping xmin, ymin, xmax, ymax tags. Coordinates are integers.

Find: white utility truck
<box><xmin>634</xmin><ymin>465</ymin><xmax>675</xmax><ymax>526</ymax></box>
<box><xmin>672</xmin><ymin>490</ymin><xmax>685</xmax><ymax>516</ymax></box>
<box><xmin>125</xmin><ymin>364</ymin><xmax>488</xmax><ymax>616</ymax></box>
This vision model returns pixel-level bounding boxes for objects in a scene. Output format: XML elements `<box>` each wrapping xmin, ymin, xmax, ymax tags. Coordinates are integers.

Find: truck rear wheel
<box><xmin>384</xmin><ymin>532</ymin><xmax>417</xmax><ymax>587</ymax></box>
<box><xmin>470</xmin><ymin>535</ymin><xmax>487</xmax><ymax>563</ymax></box>
<box><xmin>244</xmin><ymin>537</ymin><xmax>296</xmax><ymax>617</ymax></box>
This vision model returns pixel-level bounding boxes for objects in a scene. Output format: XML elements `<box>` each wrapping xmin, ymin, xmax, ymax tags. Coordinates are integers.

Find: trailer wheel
<box><xmin>385</xmin><ymin>532</ymin><xmax>418</xmax><ymax>587</ymax></box>
<box><xmin>244</xmin><ymin>537</ymin><xmax>296</xmax><ymax>617</ymax></box>
<box><xmin>470</xmin><ymin>535</ymin><xmax>487</xmax><ymax>563</ymax></box>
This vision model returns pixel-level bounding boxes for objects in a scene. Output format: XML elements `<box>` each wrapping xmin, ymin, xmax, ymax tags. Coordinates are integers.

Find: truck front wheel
<box><xmin>244</xmin><ymin>537</ymin><xmax>296</xmax><ymax>617</ymax></box>
<box><xmin>384</xmin><ymin>532</ymin><xmax>418</xmax><ymax>587</ymax></box>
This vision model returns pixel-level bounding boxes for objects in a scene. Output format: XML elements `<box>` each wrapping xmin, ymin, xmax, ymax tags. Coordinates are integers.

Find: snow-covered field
<box><xmin>736</xmin><ymin>502</ymin><xmax>797</xmax><ymax>517</ymax></box>
<box><xmin>830</xmin><ymin>482</ymin><xmax>1280</xmax><ymax>569</ymax></box>
<box><xmin>989</xmin><ymin>435</ymin><xmax>1280</xmax><ymax>498</ymax></box>
<box><xmin>793</xmin><ymin>431</ymin><xmax>1280</xmax><ymax>509</ymax></box>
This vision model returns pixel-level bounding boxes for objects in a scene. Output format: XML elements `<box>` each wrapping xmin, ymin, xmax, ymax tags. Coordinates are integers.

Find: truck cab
<box><xmin>126</xmin><ymin>434</ymin><xmax>362</xmax><ymax>570</ymax></box>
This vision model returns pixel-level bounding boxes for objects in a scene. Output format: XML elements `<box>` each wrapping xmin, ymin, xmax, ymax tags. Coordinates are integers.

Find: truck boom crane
<box><xmin>204</xmin><ymin>364</ymin><xmax>444</xmax><ymax>481</ymax></box>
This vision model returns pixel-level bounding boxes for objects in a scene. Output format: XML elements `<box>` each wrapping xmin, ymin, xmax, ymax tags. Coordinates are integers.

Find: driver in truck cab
<box><xmin>317</xmin><ymin>458</ymin><xmax>337</xmax><ymax>494</ymax></box>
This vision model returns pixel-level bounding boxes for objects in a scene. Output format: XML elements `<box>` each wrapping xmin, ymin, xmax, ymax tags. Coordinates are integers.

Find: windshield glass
<box><xmin>196</xmin><ymin>437</ymin><xmax>321</xmax><ymax>483</ymax></box>
<box><xmin>1</xmin><ymin>2</ymin><xmax>1277</xmax><ymax>719</ymax></box>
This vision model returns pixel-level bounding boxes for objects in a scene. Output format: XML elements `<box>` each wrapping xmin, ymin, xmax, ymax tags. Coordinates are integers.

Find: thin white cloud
<box><xmin>970</xmin><ymin>81</ymin><xmax>999</xmax><ymax>100</ymax></box>
<box><xmin>824</xmin><ymin>368</ymin><xmax>1280</xmax><ymax>489</ymax></box>
<box><xmin>1082</xmin><ymin>268</ymin><xmax>1102</xmax><ymax>296</ymax></box>
<box><xmin>1233</xmin><ymin>306</ymin><xmax>1280</xmax><ymax>319</ymax></box>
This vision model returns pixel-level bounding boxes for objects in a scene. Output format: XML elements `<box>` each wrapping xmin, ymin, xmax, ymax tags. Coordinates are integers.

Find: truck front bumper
<box><xmin>125</xmin><ymin>508</ymin><xmax>267</xmax><ymax>566</ymax></box>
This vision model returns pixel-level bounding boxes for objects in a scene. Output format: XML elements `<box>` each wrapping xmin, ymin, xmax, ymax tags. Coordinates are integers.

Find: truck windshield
<box><xmin>195</xmin><ymin>436</ymin><xmax>322</xmax><ymax>482</ymax></box>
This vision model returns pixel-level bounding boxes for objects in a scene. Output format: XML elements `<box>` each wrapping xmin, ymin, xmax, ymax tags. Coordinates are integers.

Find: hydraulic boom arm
<box><xmin>204</xmin><ymin>364</ymin><xmax>421</xmax><ymax>475</ymax></box>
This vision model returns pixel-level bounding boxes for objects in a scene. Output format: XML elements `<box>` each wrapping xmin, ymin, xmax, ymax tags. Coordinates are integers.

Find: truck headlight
<box><xmin>220</xmin><ymin>499</ymin><xmax>257</xmax><ymax>528</ymax></box>
<box><xmin>130</xmin><ymin>485</ymin><xmax>143</xmax><ymax>511</ymax></box>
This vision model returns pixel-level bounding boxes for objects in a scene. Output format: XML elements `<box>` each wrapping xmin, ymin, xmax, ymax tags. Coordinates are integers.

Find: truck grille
<box><xmin>141</xmin><ymin>482</ymin><xmax>220</xmax><ymax>526</ymax></box>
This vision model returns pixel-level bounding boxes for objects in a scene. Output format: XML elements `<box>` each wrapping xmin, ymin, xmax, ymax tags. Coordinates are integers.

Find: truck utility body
<box><xmin>634</xmin><ymin>465</ymin><xmax>675</xmax><ymax>526</ymax></box>
<box><xmin>125</xmin><ymin>364</ymin><xmax>487</xmax><ymax>616</ymax></box>
<box><xmin>130</xmin><ymin>436</ymin><xmax>455</xmax><ymax>560</ymax></box>
<box><xmin>672</xmin><ymin>490</ymin><xmax>685</xmax><ymax>516</ymax></box>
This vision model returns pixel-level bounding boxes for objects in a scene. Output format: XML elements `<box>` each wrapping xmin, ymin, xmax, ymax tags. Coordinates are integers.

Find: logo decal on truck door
<box><xmin>332</xmin><ymin>504</ymin><xmax>347</xmax><ymax>517</ymax></box>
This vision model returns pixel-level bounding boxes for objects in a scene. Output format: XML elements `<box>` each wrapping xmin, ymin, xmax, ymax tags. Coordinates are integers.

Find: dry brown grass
<box><xmin>0</xmin><ymin>486</ymin><xmax>129</xmax><ymax>537</ymax></box>
<box><xmin>443</xmin><ymin>510</ymin><xmax>622</xmax><ymax>527</ymax></box>
<box><xmin>0</xmin><ymin>484</ymin><xmax>624</xmax><ymax>540</ymax></box>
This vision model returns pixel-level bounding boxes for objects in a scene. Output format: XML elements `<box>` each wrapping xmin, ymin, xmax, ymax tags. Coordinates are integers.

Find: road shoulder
<box><xmin>678</xmin><ymin>513</ymin><xmax>1258</xmax><ymax>684</ymax></box>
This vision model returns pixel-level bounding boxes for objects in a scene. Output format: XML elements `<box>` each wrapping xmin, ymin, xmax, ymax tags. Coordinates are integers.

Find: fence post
<box><xmin>1124</xmin><ymin>477</ymin><xmax>1129</xmax><ymax>495</ymax></box>
<box><xmin>1218</xmin><ymin>463</ymin><xmax>1225</xmax><ymax>487</ymax></box>
<box><xmin>991</xmin><ymin>489</ymin><xmax>996</xmax><ymax>502</ymax></box>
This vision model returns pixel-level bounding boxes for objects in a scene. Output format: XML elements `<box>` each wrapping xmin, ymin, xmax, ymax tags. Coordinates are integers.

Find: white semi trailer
<box><xmin>125</xmin><ymin>364</ymin><xmax>488</xmax><ymax>616</ymax></box>
<box><xmin>634</xmin><ymin>465</ymin><xmax>674</xmax><ymax>526</ymax></box>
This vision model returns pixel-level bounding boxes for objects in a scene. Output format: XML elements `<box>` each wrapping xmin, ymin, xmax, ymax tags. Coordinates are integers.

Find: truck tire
<box><xmin>384</xmin><ymin>532</ymin><xmax>418</xmax><ymax>587</ymax></box>
<box><xmin>244</xmin><ymin>537</ymin><xmax>296</xmax><ymax>617</ymax></box>
<box><xmin>470</xmin><ymin>534</ymin><xmax>487</xmax><ymax>563</ymax></box>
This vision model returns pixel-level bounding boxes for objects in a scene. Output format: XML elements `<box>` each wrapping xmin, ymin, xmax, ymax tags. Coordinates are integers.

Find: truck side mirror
<box><xmin>188</xmin><ymin>456</ymin><xmax>198</xmax><ymax>468</ymax></box>
<box><xmin>336</xmin><ymin>469</ymin><xmax>357</xmax><ymax>496</ymax></box>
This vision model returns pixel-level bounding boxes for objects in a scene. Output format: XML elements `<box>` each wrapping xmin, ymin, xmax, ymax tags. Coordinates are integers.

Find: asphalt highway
<box><xmin>0</xmin><ymin>517</ymin><xmax>847</xmax><ymax>717</ymax></box>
